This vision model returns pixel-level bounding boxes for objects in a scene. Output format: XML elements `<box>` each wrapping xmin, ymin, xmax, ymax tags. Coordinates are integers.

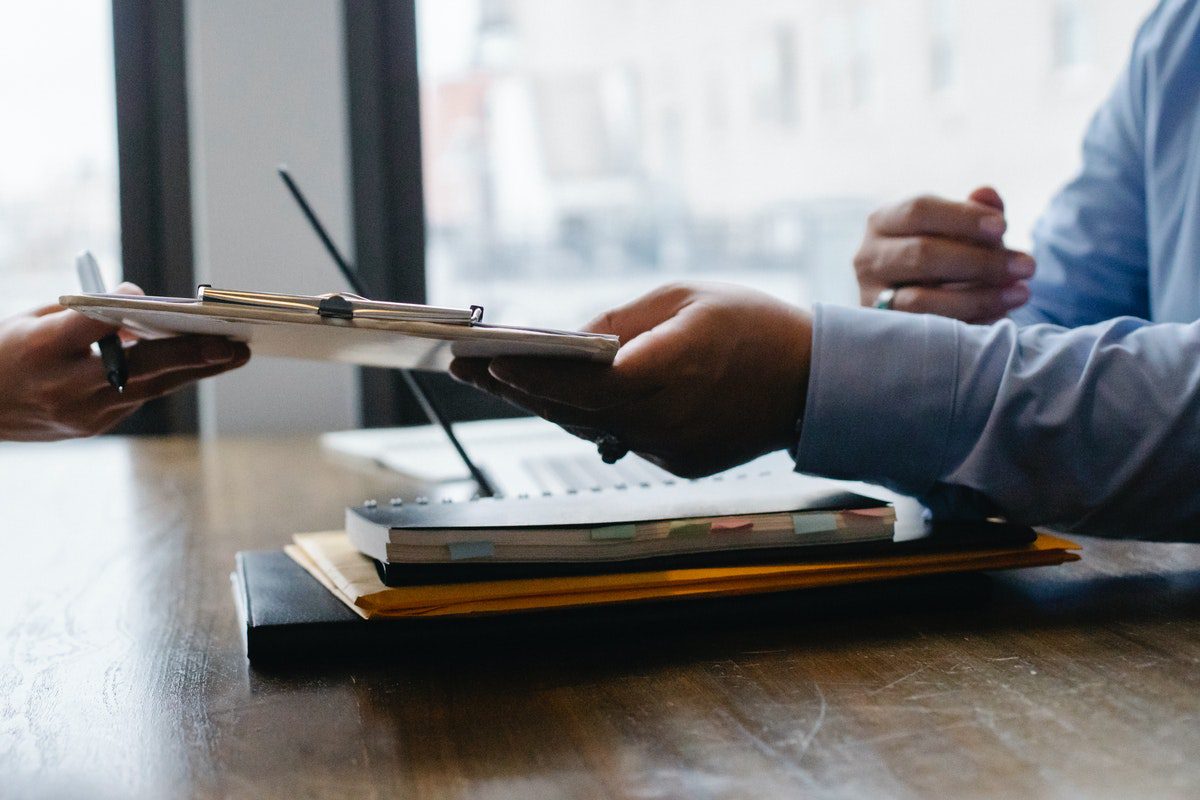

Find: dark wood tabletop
<box><xmin>2</xmin><ymin>435</ymin><xmax>1199</xmax><ymax>799</ymax></box>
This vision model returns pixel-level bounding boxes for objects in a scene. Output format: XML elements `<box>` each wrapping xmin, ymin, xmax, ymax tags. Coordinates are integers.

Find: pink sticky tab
<box><xmin>711</xmin><ymin>519</ymin><xmax>754</xmax><ymax>533</ymax></box>
<box><xmin>844</xmin><ymin>507</ymin><xmax>892</xmax><ymax>519</ymax></box>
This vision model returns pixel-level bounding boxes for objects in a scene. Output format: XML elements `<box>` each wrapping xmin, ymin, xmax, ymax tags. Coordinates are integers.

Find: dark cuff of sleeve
<box><xmin>794</xmin><ymin>304</ymin><xmax>962</xmax><ymax>496</ymax></box>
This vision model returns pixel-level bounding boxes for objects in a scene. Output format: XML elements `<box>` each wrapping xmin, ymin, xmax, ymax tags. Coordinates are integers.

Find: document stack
<box><xmin>231</xmin><ymin>468</ymin><xmax>1079</xmax><ymax>658</ymax></box>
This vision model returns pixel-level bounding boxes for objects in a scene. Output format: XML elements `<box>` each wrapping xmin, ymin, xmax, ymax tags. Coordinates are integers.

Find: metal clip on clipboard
<box><xmin>197</xmin><ymin>286</ymin><xmax>486</xmax><ymax>325</ymax></box>
<box><xmin>317</xmin><ymin>295</ymin><xmax>354</xmax><ymax>320</ymax></box>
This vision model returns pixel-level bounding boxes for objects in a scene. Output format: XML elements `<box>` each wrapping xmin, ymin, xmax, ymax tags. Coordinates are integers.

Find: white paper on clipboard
<box><xmin>59</xmin><ymin>292</ymin><xmax>620</xmax><ymax>372</ymax></box>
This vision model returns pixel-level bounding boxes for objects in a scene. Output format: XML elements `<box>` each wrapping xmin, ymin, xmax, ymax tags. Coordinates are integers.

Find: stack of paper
<box><xmin>285</xmin><ymin>530</ymin><xmax>1080</xmax><ymax>619</ymax></box>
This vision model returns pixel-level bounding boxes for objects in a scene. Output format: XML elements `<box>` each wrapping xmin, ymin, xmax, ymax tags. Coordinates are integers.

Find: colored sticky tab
<box><xmin>669</xmin><ymin>519</ymin><xmax>711</xmax><ymax>537</ymax></box>
<box><xmin>844</xmin><ymin>507</ymin><xmax>893</xmax><ymax>518</ymax></box>
<box><xmin>447</xmin><ymin>541</ymin><xmax>496</xmax><ymax>561</ymax></box>
<box><xmin>792</xmin><ymin>513</ymin><xmax>839</xmax><ymax>536</ymax></box>
<box><xmin>711</xmin><ymin>519</ymin><xmax>754</xmax><ymax>533</ymax></box>
<box><xmin>590</xmin><ymin>524</ymin><xmax>636</xmax><ymax>541</ymax></box>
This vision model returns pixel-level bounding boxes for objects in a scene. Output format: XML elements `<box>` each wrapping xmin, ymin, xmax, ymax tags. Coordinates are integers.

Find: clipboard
<box><xmin>59</xmin><ymin>287</ymin><xmax>620</xmax><ymax>372</ymax></box>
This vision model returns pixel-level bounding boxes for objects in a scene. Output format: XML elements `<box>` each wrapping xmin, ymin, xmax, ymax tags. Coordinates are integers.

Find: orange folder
<box><xmin>286</xmin><ymin>530</ymin><xmax>1080</xmax><ymax>620</ymax></box>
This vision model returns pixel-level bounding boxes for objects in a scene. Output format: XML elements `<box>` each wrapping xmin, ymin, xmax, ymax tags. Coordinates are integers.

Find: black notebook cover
<box><xmin>233</xmin><ymin>550</ymin><xmax>372</xmax><ymax>662</ymax></box>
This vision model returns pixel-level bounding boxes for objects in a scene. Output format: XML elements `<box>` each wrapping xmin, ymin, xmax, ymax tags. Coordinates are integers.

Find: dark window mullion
<box><xmin>111</xmin><ymin>0</ymin><xmax>197</xmax><ymax>434</ymax></box>
<box><xmin>344</xmin><ymin>0</ymin><xmax>524</xmax><ymax>427</ymax></box>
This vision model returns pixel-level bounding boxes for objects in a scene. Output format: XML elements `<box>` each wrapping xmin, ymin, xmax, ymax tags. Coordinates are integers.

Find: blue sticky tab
<box><xmin>791</xmin><ymin>513</ymin><xmax>839</xmax><ymax>536</ymax></box>
<box><xmin>590</xmin><ymin>524</ymin><xmax>636</xmax><ymax>541</ymax></box>
<box><xmin>447</xmin><ymin>541</ymin><xmax>496</xmax><ymax>561</ymax></box>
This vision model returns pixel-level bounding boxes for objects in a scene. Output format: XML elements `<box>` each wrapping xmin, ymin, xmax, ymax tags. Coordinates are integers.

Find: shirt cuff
<box><xmin>794</xmin><ymin>304</ymin><xmax>962</xmax><ymax>495</ymax></box>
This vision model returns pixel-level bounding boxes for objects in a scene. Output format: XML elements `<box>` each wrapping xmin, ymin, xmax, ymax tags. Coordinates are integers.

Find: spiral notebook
<box><xmin>346</xmin><ymin>470</ymin><xmax>902</xmax><ymax>585</ymax></box>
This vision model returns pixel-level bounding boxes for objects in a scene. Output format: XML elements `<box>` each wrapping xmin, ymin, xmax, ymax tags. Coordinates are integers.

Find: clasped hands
<box><xmin>854</xmin><ymin>186</ymin><xmax>1034</xmax><ymax>322</ymax></box>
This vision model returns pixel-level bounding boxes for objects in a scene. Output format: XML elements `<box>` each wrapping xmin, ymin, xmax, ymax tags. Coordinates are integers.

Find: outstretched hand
<box><xmin>0</xmin><ymin>283</ymin><xmax>250</xmax><ymax>441</ymax></box>
<box><xmin>450</xmin><ymin>282</ymin><xmax>812</xmax><ymax>478</ymax></box>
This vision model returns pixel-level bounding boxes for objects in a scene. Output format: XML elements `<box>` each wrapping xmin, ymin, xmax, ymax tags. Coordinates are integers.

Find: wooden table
<box><xmin>2</xmin><ymin>436</ymin><xmax>1199</xmax><ymax>799</ymax></box>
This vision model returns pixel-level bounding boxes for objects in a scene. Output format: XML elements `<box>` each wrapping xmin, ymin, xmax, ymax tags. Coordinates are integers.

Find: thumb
<box><xmin>968</xmin><ymin>185</ymin><xmax>1005</xmax><ymax>212</ymax></box>
<box><xmin>113</xmin><ymin>281</ymin><xmax>146</xmax><ymax>296</ymax></box>
<box><xmin>485</xmin><ymin>290</ymin><xmax>695</xmax><ymax>405</ymax></box>
<box><xmin>582</xmin><ymin>283</ymin><xmax>696</xmax><ymax>343</ymax></box>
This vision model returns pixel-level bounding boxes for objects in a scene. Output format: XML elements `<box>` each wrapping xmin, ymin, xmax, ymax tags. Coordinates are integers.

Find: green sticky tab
<box><xmin>792</xmin><ymin>513</ymin><xmax>839</xmax><ymax>536</ymax></box>
<box><xmin>668</xmin><ymin>519</ymin><xmax>711</xmax><ymax>537</ymax></box>
<box><xmin>590</xmin><ymin>524</ymin><xmax>636</xmax><ymax>541</ymax></box>
<box><xmin>447</xmin><ymin>541</ymin><xmax>495</xmax><ymax>560</ymax></box>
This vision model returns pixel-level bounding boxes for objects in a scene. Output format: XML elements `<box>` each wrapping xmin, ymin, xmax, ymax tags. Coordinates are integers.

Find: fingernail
<box><xmin>980</xmin><ymin>216</ymin><xmax>1006</xmax><ymax>239</ymax></box>
<box><xmin>201</xmin><ymin>339</ymin><xmax>236</xmax><ymax>363</ymax></box>
<box><xmin>1001</xmin><ymin>283</ymin><xmax>1030</xmax><ymax>306</ymax></box>
<box><xmin>1007</xmin><ymin>254</ymin><xmax>1035</xmax><ymax>278</ymax></box>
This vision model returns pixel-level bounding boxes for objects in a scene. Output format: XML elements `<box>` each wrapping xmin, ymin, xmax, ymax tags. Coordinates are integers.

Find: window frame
<box><xmin>111</xmin><ymin>0</ymin><xmax>198</xmax><ymax>434</ymax></box>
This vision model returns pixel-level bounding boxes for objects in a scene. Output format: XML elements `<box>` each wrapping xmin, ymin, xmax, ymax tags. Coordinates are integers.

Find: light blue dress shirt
<box><xmin>795</xmin><ymin>0</ymin><xmax>1200</xmax><ymax>539</ymax></box>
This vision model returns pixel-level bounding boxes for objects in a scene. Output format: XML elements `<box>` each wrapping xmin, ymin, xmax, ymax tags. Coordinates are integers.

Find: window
<box><xmin>409</xmin><ymin>0</ymin><xmax>1156</xmax><ymax>337</ymax></box>
<box><xmin>0</xmin><ymin>1</ymin><xmax>121</xmax><ymax>318</ymax></box>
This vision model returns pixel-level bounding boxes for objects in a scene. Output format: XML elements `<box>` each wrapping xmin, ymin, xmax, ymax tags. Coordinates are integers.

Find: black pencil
<box><xmin>275</xmin><ymin>165</ymin><xmax>498</xmax><ymax>497</ymax></box>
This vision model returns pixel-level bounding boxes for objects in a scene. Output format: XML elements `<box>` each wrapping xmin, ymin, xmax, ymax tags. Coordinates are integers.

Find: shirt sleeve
<box><xmin>796</xmin><ymin>303</ymin><xmax>1200</xmax><ymax>540</ymax></box>
<box><xmin>1013</xmin><ymin>5</ymin><xmax>1157</xmax><ymax>326</ymax></box>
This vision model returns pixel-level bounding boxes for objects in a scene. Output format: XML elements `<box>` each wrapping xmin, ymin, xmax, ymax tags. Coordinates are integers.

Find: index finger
<box><xmin>869</xmin><ymin>195</ymin><xmax>1007</xmax><ymax>243</ymax></box>
<box><xmin>484</xmin><ymin>358</ymin><xmax>650</xmax><ymax>411</ymax></box>
<box><xmin>449</xmin><ymin>358</ymin><xmax>615</xmax><ymax>428</ymax></box>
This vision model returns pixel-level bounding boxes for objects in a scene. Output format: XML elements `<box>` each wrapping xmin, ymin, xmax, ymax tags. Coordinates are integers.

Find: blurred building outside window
<box><xmin>751</xmin><ymin>24</ymin><xmax>801</xmax><ymax>127</ymax></box>
<box><xmin>418</xmin><ymin>0</ymin><xmax>1157</xmax><ymax>331</ymax></box>
<box><xmin>0</xmin><ymin>1</ymin><xmax>121</xmax><ymax>319</ymax></box>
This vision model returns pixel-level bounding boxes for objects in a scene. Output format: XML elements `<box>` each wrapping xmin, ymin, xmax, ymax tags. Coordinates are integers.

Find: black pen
<box><xmin>75</xmin><ymin>251</ymin><xmax>129</xmax><ymax>392</ymax></box>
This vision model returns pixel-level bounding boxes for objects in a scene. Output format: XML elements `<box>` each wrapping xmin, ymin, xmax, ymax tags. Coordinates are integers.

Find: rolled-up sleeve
<box><xmin>796</xmin><ymin>303</ymin><xmax>1200</xmax><ymax>540</ymax></box>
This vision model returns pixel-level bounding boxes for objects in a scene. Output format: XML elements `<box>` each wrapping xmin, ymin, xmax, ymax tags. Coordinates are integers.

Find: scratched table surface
<box><xmin>2</xmin><ymin>436</ymin><xmax>1199</xmax><ymax>799</ymax></box>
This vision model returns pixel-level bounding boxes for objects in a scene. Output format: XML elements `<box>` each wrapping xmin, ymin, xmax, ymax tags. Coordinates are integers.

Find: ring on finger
<box><xmin>873</xmin><ymin>287</ymin><xmax>898</xmax><ymax>310</ymax></box>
